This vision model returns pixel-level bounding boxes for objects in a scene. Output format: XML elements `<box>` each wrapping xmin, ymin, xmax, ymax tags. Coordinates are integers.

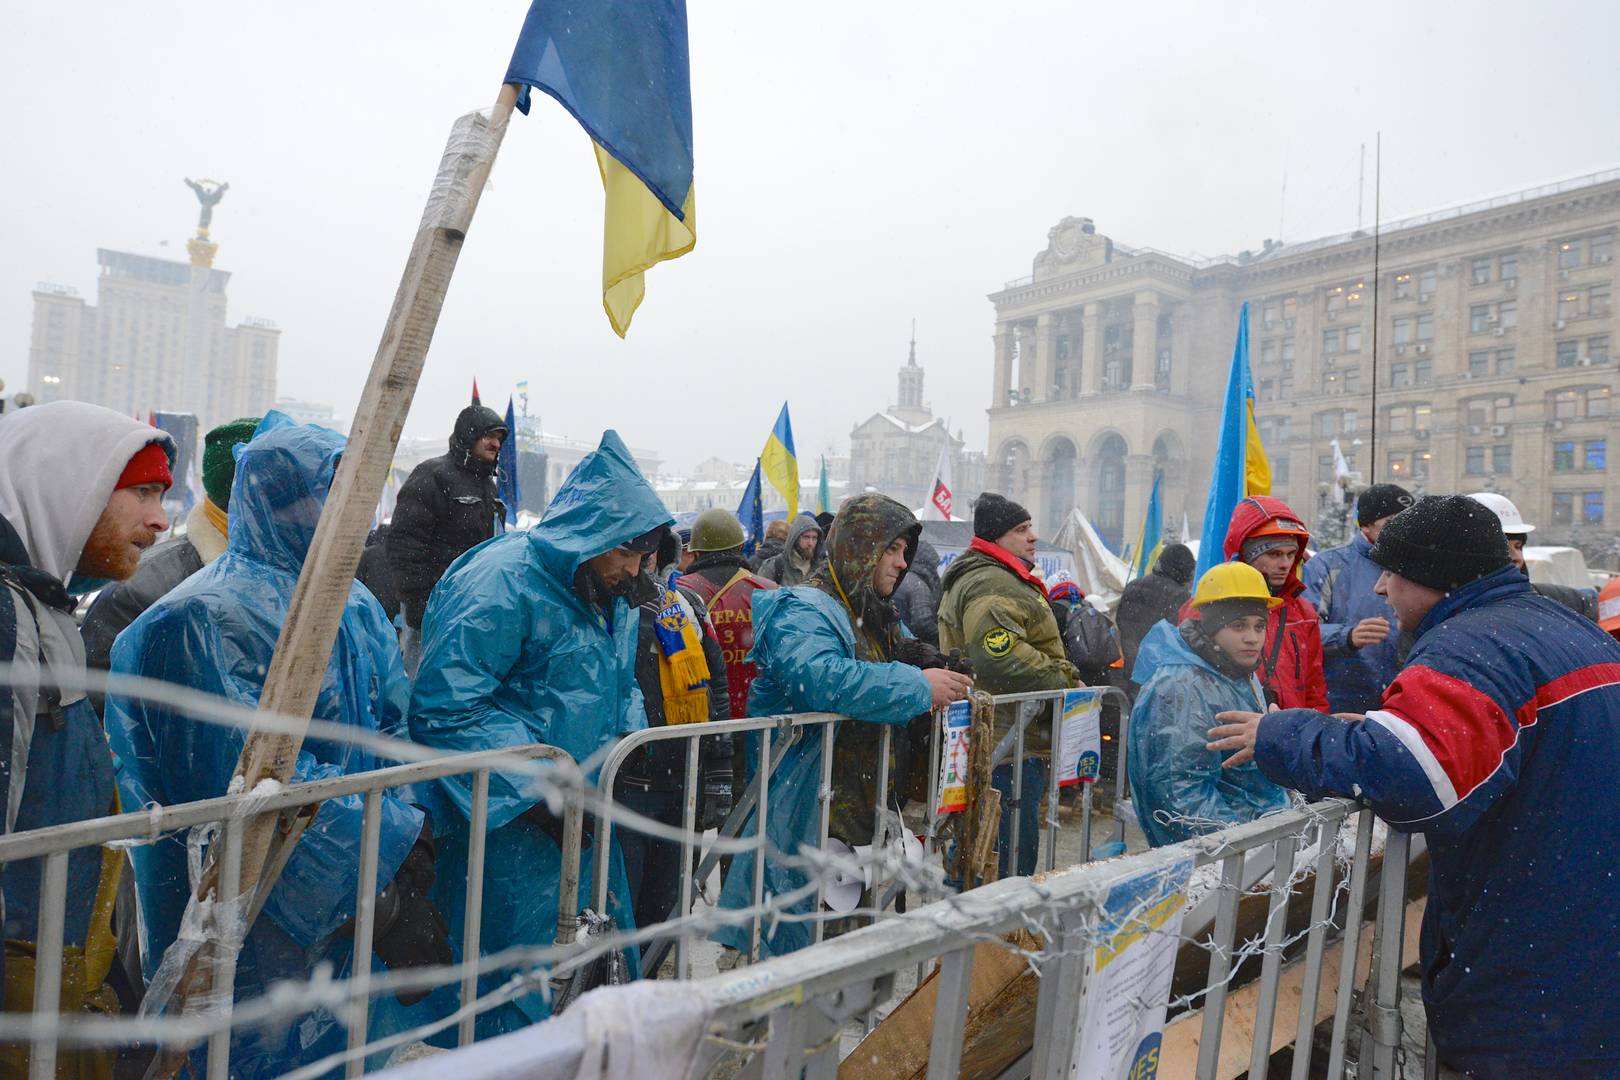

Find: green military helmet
<box><xmin>689</xmin><ymin>508</ymin><xmax>747</xmax><ymax>553</ymax></box>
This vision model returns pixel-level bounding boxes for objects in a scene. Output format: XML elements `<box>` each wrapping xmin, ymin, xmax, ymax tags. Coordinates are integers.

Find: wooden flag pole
<box><xmin>153</xmin><ymin>83</ymin><xmax>520</xmax><ymax>1069</ymax></box>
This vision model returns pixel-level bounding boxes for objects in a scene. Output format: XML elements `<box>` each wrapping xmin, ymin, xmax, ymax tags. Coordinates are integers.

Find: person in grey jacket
<box><xmin>758</xmin><ymin>512</ymin><xmax>823</xmax><ymax>586</ymax></box>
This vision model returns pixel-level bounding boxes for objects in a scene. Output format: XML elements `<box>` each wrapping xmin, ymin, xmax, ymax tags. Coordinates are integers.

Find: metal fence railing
<box><xmin>695</xmin><ymin>799</ymin><xmax>1428</xmax><ymax>1080</ymax></box>
<box><xmin>0</xmin><ymin>742</ymin><xmax>582</xmax><ymax>1080</ymax></box>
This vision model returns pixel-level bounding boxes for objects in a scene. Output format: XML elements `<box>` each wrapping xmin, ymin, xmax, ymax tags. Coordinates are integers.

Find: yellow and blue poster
<box><xmin>1058</xmin><ymin>688</ymin><xmax>1104</xmax><ymax>787</ymax></box>
<box><xmin>935</xmin><ymin>701</ymin><xmax>972</xmax><ymax>814</ymax></box>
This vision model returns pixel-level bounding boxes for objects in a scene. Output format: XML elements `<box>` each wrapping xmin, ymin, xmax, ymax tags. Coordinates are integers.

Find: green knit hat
<box><xmin>202</xmin><ymin>417</ymin><xmax>262</xmax><ymax>509</ymax></box>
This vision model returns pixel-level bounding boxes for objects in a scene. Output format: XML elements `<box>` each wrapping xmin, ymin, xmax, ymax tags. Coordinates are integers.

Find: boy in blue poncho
<box><xmin>1127</xmin><ymin>562</ymin><xmax>1289</xmax><ymax>847</ymax></box>
<box><xmin>407</xmin><ymin>429</ymin><xmax>671</xmax><ymax>1039</ymax></box>
<box><xmin>107</xmin><ymin>414</ymin><xmax>449</xmax><ymax>1079</ymax></box>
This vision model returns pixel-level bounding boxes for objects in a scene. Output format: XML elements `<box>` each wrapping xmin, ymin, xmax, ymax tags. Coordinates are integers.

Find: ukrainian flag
<box><xmin>1195</xmin><ymin>301</ymin><xmax>1273</xmax><ymax>580</ymax></box>
<box><xmin>506</xmin><ymin>0</ymin><xmax>696</xmax><ymax>337</ymax></box>
<box><xmin>1131</xmin><ymin>470</ymin><xmax>1164</xmax><ymax>580</ymax></box>
<box><xmin>760</xmin><ymin>403</ymin><xmax>798</xmax><ymax>519</ymax></box>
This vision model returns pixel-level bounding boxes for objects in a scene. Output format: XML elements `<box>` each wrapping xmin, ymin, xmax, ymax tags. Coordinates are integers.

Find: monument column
<box><xmin>1131</xmin><ymin>291</ymin><xmax>1160</xmax><ymax>392</ymax></box>
<box><xmin>1034</xmin><ymin>312</ymin><xmax>1056</xmax><ymax>402</ymax></box>
<box><xmin>1015</xmin><ymin>322</ymin><xmax>1036</xmax><ymax>402</ymax></box>
<box><xmin>991</xmin><ymin>325</ymin><xmax>1013</xmax><ymax>409</ymax></box>
<box><xmin>1082</xmin><ymin>302</ymin><xmax>1104</xmax><ymax>394</ymax></box>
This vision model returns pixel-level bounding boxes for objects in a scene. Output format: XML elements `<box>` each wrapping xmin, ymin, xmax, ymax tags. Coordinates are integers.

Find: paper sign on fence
<box><xmin>1069</xmin><ymin>856</ymin><xmax>1194</xmax><ymax>1079</ymax></box>
<box><xmin>1058</xmin><ymin>688</ymin><xmax>1103</xmax><ymax>787</ymax></box>
<box><xmin>935</xmin><ymin>700</ymin><xmax>971</xmax><ymax>813</ymax></box>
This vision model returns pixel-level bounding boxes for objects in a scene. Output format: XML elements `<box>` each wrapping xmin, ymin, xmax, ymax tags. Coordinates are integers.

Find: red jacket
<box><xmin>1222</xmin><ymin>496</ymin><xmax>1329</xmax><ymax>712</ymax></box>
<box><xmin>678</xmin><ymin>563</ymin><xmax>778</xmax><ymax>720</ymax></box>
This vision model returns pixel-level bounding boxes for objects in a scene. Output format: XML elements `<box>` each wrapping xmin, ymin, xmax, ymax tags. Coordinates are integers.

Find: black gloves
<box><xmin>371</xmin><ymin>821</ymin><xmax>452</xmax><ymax>1006</ymax></box>
<box><xmin>700</xmin><ymin>772</ymin><xmax>734</xmax><ymax>831</ymax></box>
<box><xmin>893</xmin><ymin>639</ymin><xmax>974</xmax><ymax>677</ymax></box>
<box><xmin>521</xmin><ymin>799</ymin><xmax>595</xmax><ymax>851</ymax></box>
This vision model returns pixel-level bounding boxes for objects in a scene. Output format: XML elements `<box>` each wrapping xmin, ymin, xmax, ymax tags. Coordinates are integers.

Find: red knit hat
<box><xmin>117</xmin><ymin>441</ymin><xmax>173</xmax><ymax>491</ymax></box>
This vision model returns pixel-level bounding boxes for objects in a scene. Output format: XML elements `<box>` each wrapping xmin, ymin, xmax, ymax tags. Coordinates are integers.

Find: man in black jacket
<box><xmin>388</xmin><ymin>405</ymin><xmax>507</xmax><ymax>673</ymax></box>
<box><xmin>1115</xmin><ymin>542</ymin><xmax>1195</xmax><ymax>694</ymax></box>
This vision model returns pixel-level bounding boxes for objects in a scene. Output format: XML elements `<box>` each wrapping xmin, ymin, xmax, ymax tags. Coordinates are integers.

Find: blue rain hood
<box><xmin>527</xmin><ymin>428</ymin><xmax>674</xmax><ymax>589</ymax></box>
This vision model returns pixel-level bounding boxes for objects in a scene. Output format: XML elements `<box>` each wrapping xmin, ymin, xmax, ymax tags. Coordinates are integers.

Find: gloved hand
<box><xmin>893</xmin><ymin>638</ymin><xmax>947</xmax><ymax>670</ymax></box>
<box><xmin>700</xmin><ymin>773</ymin><xmax>733</xmax><ymax>831</ymax></box>
<box><xmin>372</xmin><ymin>823</ymin><xmax>452</xmax><ymax>1005</ymax></box>
<box><xmin>521</xmin><ymin>799</ymin><xmax>595</xmax><ymax>851</ymax></box>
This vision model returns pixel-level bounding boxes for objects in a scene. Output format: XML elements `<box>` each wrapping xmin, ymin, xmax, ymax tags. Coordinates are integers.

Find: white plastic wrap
<box><xmin>139</xmin><ymin>820</ymin><xmax>250</xmax><ymax>1024</ymax></box>
<box><xmin>419</xmin><ymin>107</ymin><xmax>499</xmax><ymax>235</ymax></box>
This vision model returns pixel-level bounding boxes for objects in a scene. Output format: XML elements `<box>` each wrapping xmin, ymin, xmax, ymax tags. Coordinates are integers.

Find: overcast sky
<box><xmin>4</xmin><ymin>1</ymin><xmax>1618</xmax><ymax>473</ymax></box>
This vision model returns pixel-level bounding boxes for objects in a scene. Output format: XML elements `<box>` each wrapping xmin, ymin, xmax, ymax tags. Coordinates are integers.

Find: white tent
<box><xmin>1051</xmin><ymin>507</ymin><xmax>1131</xmax><ymax>611</ymax></box>
<box><xmin>1525</xmin><ymin>545</ymin><xmax>1596</xmax><ymax>590</ymax></box>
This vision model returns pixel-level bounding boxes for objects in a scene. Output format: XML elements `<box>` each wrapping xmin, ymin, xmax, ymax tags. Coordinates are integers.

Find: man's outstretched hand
<box><xmin>924</xmin><ymin>667</ymin><xmax>974</xmax><ymax>708</ymax></box>
<box><xmin>1207</xmin><ymin>704</ymin><xmax>1280</xmax><ymax>768</ymax></box>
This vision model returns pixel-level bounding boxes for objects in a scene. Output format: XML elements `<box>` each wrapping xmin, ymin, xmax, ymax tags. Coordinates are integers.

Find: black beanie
<box><xmin>1357</xmin><ymin>483</ymin><xmax>1415</xmax><ymax>527</ymax></box>
<box><xmin>1155</xmin><ymin>543</ymin><xmax>1196</xmax><ymax>585</ymax></box>
<box><xmin>1368</xmin><ymin>495</ymin><xmax>1511</xmax><ymax>592</ymax></box>
<box><xmin>973</xmin><ymin>492</ymin><xmax>1032</xmax><ymax>542</ymax></box>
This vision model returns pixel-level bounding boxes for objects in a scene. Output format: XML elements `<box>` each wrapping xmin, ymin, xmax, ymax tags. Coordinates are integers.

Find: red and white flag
<box><xmin>922</xmin><ymin>443</ymin><xmax>954</xmax><ymax>522</ymax></box>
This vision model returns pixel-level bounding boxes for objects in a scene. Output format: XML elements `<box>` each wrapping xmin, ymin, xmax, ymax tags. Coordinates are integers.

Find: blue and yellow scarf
<box><xmin>653</xmin><ymin>586</ymin><xmax>711</xmax><ymax>725</ymax></box>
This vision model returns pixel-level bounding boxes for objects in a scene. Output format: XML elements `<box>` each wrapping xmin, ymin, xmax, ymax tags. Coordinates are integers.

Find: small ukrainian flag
<box><xmin>1195</xmin><ymin>301</ymin><xmax>1273</xmax><ymax>580</ymax></box>
<box><xmin>505</xmin><ymin>0</ymin><xmax>696</xmax><ymax>337</ymax></box>
<box><xmin>760</xmin><ymin>403</ymin><xmax>798</xmax><ymax>519</ymax></box>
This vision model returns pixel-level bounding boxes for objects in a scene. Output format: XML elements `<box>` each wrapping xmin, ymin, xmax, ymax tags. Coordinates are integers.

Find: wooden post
<box><xmin>153</xmin><ymin>83</ymin><xmax>520</xmax><ymax>1067</ymax></box>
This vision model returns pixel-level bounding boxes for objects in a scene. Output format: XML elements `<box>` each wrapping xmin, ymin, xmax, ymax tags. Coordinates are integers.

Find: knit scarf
<box><xmin>652</xmin><ymin>585</ymin><xmax>711</xmax><ymax>725</ymax></box>
<box><xmin>967</xmin><ymin>536</ymin><xmax>1049</xmax><ymax>599</ymax></box>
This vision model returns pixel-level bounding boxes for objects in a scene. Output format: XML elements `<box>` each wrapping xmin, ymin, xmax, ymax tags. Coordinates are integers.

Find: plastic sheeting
<box><xmin>106</xmin><ymin>413</ymin><xmax>430</xmax><ymax>1079</ymax></box>
<box><xmin>408</xmin><ymin>430</ymin><xmax>671</xmax><ymax>1038</ymax></box>
<box><xmin>1050</xmin><ymin>508</ymin><xmax>1131</xmax><ymax>612</ymax></box>
<box><xmin>1126</xmin><ymin>621</ymin><xmax>1289</xmax><ymax>848</ymax></box>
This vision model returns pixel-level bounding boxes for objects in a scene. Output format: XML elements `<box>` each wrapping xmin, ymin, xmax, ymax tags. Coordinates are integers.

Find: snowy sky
<box><xmin>4</xmin><ymin>1</ymin><xmax>1618</xmax><ymax>472</ymax></box>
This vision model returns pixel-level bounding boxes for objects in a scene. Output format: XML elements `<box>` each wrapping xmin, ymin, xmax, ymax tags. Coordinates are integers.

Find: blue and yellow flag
<box><xmin>1131</xmin><ymin>470</ymin><xmax>1164</xmax><ymax>580</ymax></box>
<box><xmin>506</xmin><ymin>1</ymin><xmax>696</xmax><ymax>337</ymax></box>
<box><xmin>497</xmin><ymin>396</ymin><xmax>521</xmax><ymax>527</ymax></box>
<box><xmin>738</xmin><ymin>459</ymin><xmax>764</xmax><ymax>557</ymax></box>
<box><xmin>760</xmin><ymin>403</ymin><xmax>798</xmax><ymax>519</ymax></box>
<box><xmin>1195</xmin><ymin>301</ymin><xmax>1273</xmax><ymax>581</ymax></box>
<box><xmin>817</xmin><ymin>455</ymin><xmax>831</xmax><ymax>515</ymax></box>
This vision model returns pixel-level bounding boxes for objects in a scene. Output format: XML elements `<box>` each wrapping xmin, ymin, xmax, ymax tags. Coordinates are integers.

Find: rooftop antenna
<box><xmin>908</xmin><ymin>318</ymin><xmax>917</xmax><ymax>365</ymax></box>
<box><xmin>1368</xmin><ymin>133</ymin><xmax>1383</xmax><ymax>483</ymax></box>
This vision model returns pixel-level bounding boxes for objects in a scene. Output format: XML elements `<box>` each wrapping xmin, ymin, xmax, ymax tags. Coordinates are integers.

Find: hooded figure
<box><xmin>408</xmin><ymin>430</ymin><xmax>672</xmax><ymax>1039</ymax></box>
<box><xmin>0</xmin><ymin>401</ymin><xmax>172</xmax><ymax>1073</ymax></box>
<box><xmin>387</xmin><ymin>404</ymin><xmax>508</xmax><ymax>644</ymax></box>
<box><xmin>711</xmin><ymin>494</ymin><xmax>933</xmax><ymax>959</ymax></box>
<box><xmin>1128</xmin><ymin>563</ymin><xmax>1291</xmax><ymax>847</ymax></box>
<box><xmin>1115</xmin><ymin>543</ymin><xmax>1196</xmax><ymax>691</ymax></box>
<box><xmin>107</xmin><ymin>415</ymin><xmax>442</xmax><ymax>1079</ymax></box>
<box><xmin>757</xmin><ymin>512</ymin><xmax>823</xmax><ymax>587</ymax></box>
<box><xmin>891</xmin><ymin>536</ymin><xmax>944</xmax><ymax>646</ymax></box>
<box><xmin>1222</xmin><ymin>496</ymin><xmax>1328</xmax><ymax>711</ymax></box>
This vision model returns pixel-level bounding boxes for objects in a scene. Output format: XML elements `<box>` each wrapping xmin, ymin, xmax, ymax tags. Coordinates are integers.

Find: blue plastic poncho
<box><xmin>711</xmin><ymin>586</ymin><xmax>931</xmax><ymax>958</ymax></box>
<box><xmin>1126</xmin><ymin>620</ymin><xmax>1289</xmax><ymax>848</ymax></box>
<box><xmin>106</xmin><ymin>414</ymin><xmax>429</xmax><ymax>1079</ymax></box>
<box><xmin>407</xmin><ymin>430</ymin><xmax>672</xmax><ymax>1040</ymax></box>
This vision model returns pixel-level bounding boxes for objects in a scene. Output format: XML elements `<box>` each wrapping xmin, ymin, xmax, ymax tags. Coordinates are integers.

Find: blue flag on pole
<box><xmin>1195</xmin><ymin>302</ymin><xmax>1273</xmax><ymax>582</ymax></box>
<box><xmin>1131</xmin><ymin>470</ymin><xmax>1164</xmax><ymax>580</ymax></box>
<box><xmin>497</xmin><ymin>396</ymin><xmax>521</xmax><ymax>527</ymax></box>
<box><xmin>738</xmin><ymin>459</ymin><xmax>764</xmax><ymax>557</ymax></box>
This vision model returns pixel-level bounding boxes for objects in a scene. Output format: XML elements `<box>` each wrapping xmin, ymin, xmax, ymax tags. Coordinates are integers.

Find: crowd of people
<box><xmin>1</xmin><ymin>399</ymin><xmax>1617</xmax><ymax>1076</ymax></box>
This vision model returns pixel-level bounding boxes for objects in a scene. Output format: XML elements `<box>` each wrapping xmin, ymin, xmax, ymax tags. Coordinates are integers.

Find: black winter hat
<box><xmin>1356</xmin><ymin>483</ymin><xmax>1415</xmax><ymax>527</ymax></box>
<box><xmin>1154</xmin><ymin>543</ymin><xmax>1196</xmax><ymax>585</ymax></box>
<box><xmin>973</xmin><ymin>492</ymin><xmax>1032</xmax><ymax>542</ymax></box>
<box><xmin>1368</xmin><ymin>495</ymin><xmax>1511</xmax><ymax>592</ymax></box>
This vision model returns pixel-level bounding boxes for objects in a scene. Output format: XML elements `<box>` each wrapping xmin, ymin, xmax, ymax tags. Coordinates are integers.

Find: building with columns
<box><xmin>986</xmin><ymin>169</ymin><xmax>1618</xmax><ymax>554</ymax></box>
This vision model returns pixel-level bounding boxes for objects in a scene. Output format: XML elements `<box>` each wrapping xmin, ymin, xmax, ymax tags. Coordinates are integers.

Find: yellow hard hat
<box><xmin>1191</xmin><ymin>562</ymin><xmax>1283</xmax><ymax>609</ymax></box>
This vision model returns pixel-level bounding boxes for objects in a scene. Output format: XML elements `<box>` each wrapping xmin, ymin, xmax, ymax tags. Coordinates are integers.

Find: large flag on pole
<box><xmin>760</xmin><ymin>403</ymin><xmax>798</xmax><ymax>518</ymax></box>
<box><xmin>506</xmin><ymin>0</ymin><xmax>696</xmax><ymax>337</ymax></box>
<box><xmin>1130</xmin><ymin>470</ymin><xmax>1165</xmax><ymax>580</ymax></box>
<box><xmin>921</xmin><ymin>442</ymin><xmax>954</xmax><ymax>522</ymax></box>
<box><xmin>497</xmin><ymin>396</ymin><xmax>522</xmax><ymax>527</ymax></box>
<box><xmin>817</xmin><ymin>456</ymin><xmax>831</xmax><ymax>515</ymax></box>
<box><xmin>1195</xmin><ymin>301</ymin><xmax>1272</xmax><ymax>581</ymax></box>
<box><xmin>738</xmin><ymin>459</ymin><xmax>764</xmax><ymax>557</ymax></box>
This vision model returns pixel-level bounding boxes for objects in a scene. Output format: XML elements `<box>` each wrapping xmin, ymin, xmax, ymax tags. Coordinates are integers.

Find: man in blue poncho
<box><xmin>713</xmin><ymin>493</ymin><xmax>972</xmax><ymax>960</ymax></box>
<box><xmin>1127</xmin><ymin>562</ymin><xmax>1290</xmax><ymax>847</ymax></box>
<box><xmin>107</xmin><ymin>414</ymin><xmax>450</xmax><ymax>1079</ymax></box>
<box><xmin>408</xmin><ymin>429</ymin><xmax>671</xmax><ymax>1039</ymax></box>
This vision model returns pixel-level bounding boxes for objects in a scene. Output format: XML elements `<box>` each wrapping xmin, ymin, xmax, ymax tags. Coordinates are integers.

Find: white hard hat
<box><xmin>1465</xmin><ymin>491</ymin><xmax>1535</xmax><ymax>535</ymax></box>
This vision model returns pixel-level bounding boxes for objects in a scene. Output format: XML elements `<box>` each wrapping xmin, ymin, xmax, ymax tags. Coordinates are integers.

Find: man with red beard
<box><xmin>0</xmin><ymin>400</ymin><xmax>171</xmax><ymax>1073</ymax></box>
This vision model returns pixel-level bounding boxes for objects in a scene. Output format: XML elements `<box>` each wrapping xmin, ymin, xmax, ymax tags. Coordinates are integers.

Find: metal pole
<box><xmin>1326</xmin><ymin>810</ymin><xmax>1377</xmax><ymax>1078</ymax></box>
<box><xmin>1247</xmin><ymin>833</ymin><xmax>1301</xmax><ymax>1080</ymax></box>
<box><xmin>343</xmin><ymin>792</ymin><xmax>383</xmax><ymax>1078</ymax></box>
<box><xmin>204</xmin><ymin>818</ymin><xmax>245</xmax><ymax>1079</ymax></box>
<box><xmin>1044</xmin><ymin>695</ymin><xmax>1061</xmax><ymax>871</ymax></box>
<box><xmin>677</xmin><ymin>738</ymin><xmax>700</xmax><ymax>979</ymax></box>
<box><xmin>27</xmin><ymin>850</ymin><xmax>68</xmax><ymax>1080</ymax></box>
<box><xmin>1290</xmin><ymin>811</ymin><xmax>1346</xmax><ymax>1080</ymax></box>
<box><xmin>813</xmin><ymin>719</ymin><xmax>835</xmax><ymax>945</ymax></box>
<box><xmin>750</xmin><ymin>726</ymin><xmax>772</xmax><ymax>962</ymax></box>
<box><xmin>458</xmin><ymin>769</ymin><xmax>491</xmax><ymax>1047</ymax></box>
<box><xmin>1194</xmin><ymin>852</ymin><xmax>1245</xmax><ymax>1080</ymax></box>
<box><xmin>1366</xmin><ymin>829</ymin><xmax>1412</xmax><ymax>1079</ymax></box>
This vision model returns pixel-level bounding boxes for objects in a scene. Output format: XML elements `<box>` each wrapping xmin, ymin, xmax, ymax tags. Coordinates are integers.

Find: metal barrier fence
<box><xmin>697</xmin><ymin>798</ymin><xmax>1428</xmax><ymax>1080</ymax></box>
<box><xmin>0</xmin><ymin>743</ymin><xmax>583</xmax><ymax>1080</ymax></box>
<box><xmin>592</xmin><ymin>687</ymin><xmax>1132</xmax><ymax>980</ymax></box>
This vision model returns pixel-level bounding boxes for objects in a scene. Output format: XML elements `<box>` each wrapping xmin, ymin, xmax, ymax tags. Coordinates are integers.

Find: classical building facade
<box><xmin>28</xmin><ymin>248</ymin><xmax>278</xmax><ymax>432</ymax></box>
<box><xmin>850</xmin><ymin>335</ymin><xmax>987</xmax><ymax>511</ymax></box>
<box><xmin>987</xmin><ymin>170</ymin><xmax>1618</xmax><ymax>552</ymax></box>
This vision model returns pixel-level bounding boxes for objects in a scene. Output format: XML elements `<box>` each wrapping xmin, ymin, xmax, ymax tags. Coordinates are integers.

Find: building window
<box><xmin>1388</xmin><ymin>452</ymin><xmax>1407</xmax><ymax>478</ymax></box>
<box><xmin>1552</xmin><ymin>492</ymin><xmax>1574</xmax><ymax>524</ymax></box>
<box><xmin>1558</xmin><ymin>340</ymin><xmax>1580</xmax><ymax>367</ymax></box>
<box><xmin>1345</xmin><ymin>324</ymin><xmax>1362</xmax><ymax>352</ymax></box>
<box><xmin>1327</xmin><ymin>288</ymin><xmax>1345</xmax><ymax>313</ymax></box>
<box><xmin>1499</xmin><ymin>252</ymin><xmax>1518</xmax><ymax>280</ymax></box>
<box><xmin>1345</xmin><ymin>409</ymin><xmax>1361</xmax><ymax>433</ymax></box>
<box><xmin>1559</xmin><ymin>240</ymin><xmax>1582</xmax><ymax>269</ymax></box>
<box><xmin>1263</xmin><ymin>303</ymin><xmax>1279</xmax><ymax>328</ymax></box>
<box><xmin>1414</xmin><ymin>451</ymin><xmax>1432</xmax><ymax>480</ymax></box>
<box><xmin>1586</xmin><ymin>439</ymin><xmax>1607</xmax><ymax>471</ymax></box>
<box><xmin>1468</xmin><ymin>350</ymin><xmax>1490</xmax><ymax>377</ymax></box>
<box><xmin>1316</xmin><ymin>411</ymin><xmax>1341</xmax><ymax>437</ymax></box>
<box><xmin>1321</xmin><ymin>369</ymin><xmax>1341</xmax><ymax>394</ymax></box>
<box><xmin>1392</xmin><ymin>274</ymin><xmax>1412</xmax><ymax>300</ymax></box>
<box><xmin>1584</xmin><ymin>492</ymin><xmax>1606</xmax><ymax>524</ymax></box>
<box><xmin>1466</xmin><ymin>447</ymin><xmax>1486</xmax><ymax>475</ymax></box>
<box><xmin>1155</xmin><ymin>348</ymin><xmax>1171</xmax><ymax>391</ymax></box>
<box><xmin>1261</xmin><ymin>339</ymin><xmax>1277</xmax><ymax>364</ymax></box>
<box><xmin>1344</xmin><ymin>367</ymin><xmax>1361</xmax><ymax>393</ymax></box>
<box><xmin>1471</xmin><ymin>257</ymin><xmax>1492</xmax><ymax>285</ymax></box>
<box><xmin>1554</xmin><ymin>390</ymin><xmax>1578</xmax><ymax>419</ymax></box>
<box><xmin>1347</xmin><ymin>283</ymin><xmax>1366</xmax><ymax>307</ymax></box>
<box><xmin>1554</xmin><ymin>441</ymin><xmax>1576</xmax><ymax>472</ymax></box>
<box><xmin>1259</xmin><ymin>378</ymin><xmax>1276</xmax><ymax>401</ymax></box>
<box><xmin>1390</xmin><ymin>363</ymin><xmax>1410</xmax><ymax>388</ymax></box>
<box><xmin>1393</xmin><ymin>318</ymin><xmax>1412</xmax><ymax>345</ymax></box>
<box><xmin>1388</xmin><ymin>406</ymin><xmax>1410</xmax><ymax>433</ymax></box>
<box><xmin>1416</xmin><ymin>313</ymin><xmax>1434</xmax><ymax>340</ymax></box>
<box><xmin>1419</xmin><ymin>270</ymin><xmax>1437</xmax><ymax>299</ymax></box>
<box><xmin>1318</xmin><ymin>455</ymin><xmax>1335</xmax><ymax>484</ymax></box>
<box><xmin>1415</xmin><ymin>359</ymin><xmax>1432</xmax><ymax>385</ymax></box>
<box><xmin>1499</xmin><ymin>300</ymin><xmax>1517</xmax><ymax>328</ymax></box>
<box><xmin>1323</xmin><ymin>328</ymin><xmax>1340</xmax><ymax>355</ymax></box>
<box><xmin>1283</xmin><ymin>297</ymin><xmax>1298</xmax><ymax>321</ymax></box>
<box><xmin>1281</xmin><ymin>374</ymin><xmax>1294</xmax><ymax>398</ymax></box>
<box><xmin>1497</xmin><ymin>348</ymin><xmax>1516</xmax><ymax>374</ymax></box>
<box><xmin>1470</xmin><ymin>304</ymin><xmax>1490</xmax><ymax>333</ymax></box>
<box><xmin>1492</xmin><ymin>444</ymin><xmax>1513</xmax><ymax>474</ymax></box>
<box><xmin>1592</xmin><ymin>284</ymin><xmax>1611</xmax><ymax>318</ymax></box>
<box><xmin>1281</xmin><ymin>337</ymin><xmax>1295</xmax><ymax>363</ymax></box>
<box><xmin>1273</xmin><ymin>456</ymin><xmax>1290</xmax><ymax>485</ymax></box>
<box><xmin>1559</xmin><ymin>292</ymin><xmax>1582</xmax><ymax>321</ymax></box>
<box><xmin>1588</xmin><ymin>387</ymin><xmax>1611</xmax><ymax>418</ymax></box>
<box><xmin>1589</xmin><ymin>336</ymin><xmax>1610</xmax><ymax>365</ymax></box>
<box><xmin>1592</xmin><ymin>235</ymin><xmax>1613</xmax><ymax>265</ymax></box>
